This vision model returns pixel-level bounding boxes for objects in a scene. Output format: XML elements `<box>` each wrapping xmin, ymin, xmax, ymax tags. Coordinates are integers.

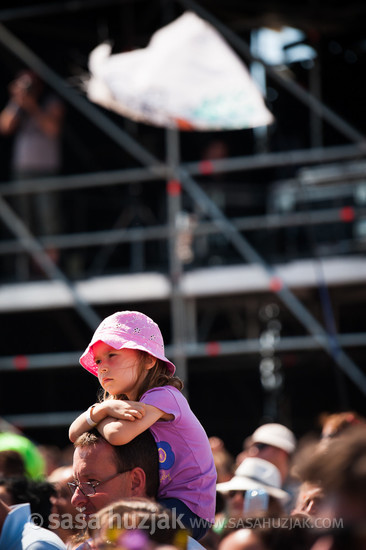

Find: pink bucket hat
<box><xmin>80</xmin><ymin>311</ymin><xmax>176</xmax><ymax>376</ymax></box>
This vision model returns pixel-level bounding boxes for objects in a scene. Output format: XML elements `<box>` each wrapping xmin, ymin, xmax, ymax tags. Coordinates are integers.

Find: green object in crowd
<box><xmin>0</xmin><ymin>432</ymin><xmax>45</xmax><ymax>479</ymax></box>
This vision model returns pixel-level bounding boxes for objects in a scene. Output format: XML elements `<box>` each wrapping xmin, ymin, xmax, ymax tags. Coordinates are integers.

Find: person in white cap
<box><xmin>237</xmin><ymin>423</ymin><xmax>296</xmax><ymax>484</ymax></box>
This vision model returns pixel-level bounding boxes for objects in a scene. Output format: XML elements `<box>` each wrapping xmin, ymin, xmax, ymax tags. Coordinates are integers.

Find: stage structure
<box><xmin>0</xmin><ymin>0</ymin><xmax>366</xmax><ymax>445</ymax></box>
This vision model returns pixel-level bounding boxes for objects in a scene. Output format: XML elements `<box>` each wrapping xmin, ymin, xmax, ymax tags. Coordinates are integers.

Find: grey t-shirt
<box><xmin>12</xmin><ymin>95</ymin><xmax>62</xmax><ymax>174</ymax></box>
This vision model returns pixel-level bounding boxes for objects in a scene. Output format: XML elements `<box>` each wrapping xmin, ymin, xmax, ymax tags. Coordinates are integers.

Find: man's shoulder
<box><xmin>22</xmin><ymin>521</ymin><xmax>66</xmax><ymax>549</ymax></box>
<box><xmin>23</xmin><ymin>541</ymin><xmax>66</xmax><ymax>550</ymax></box>
<box><xmin>0</xmin><ymin>504</ymin><xmax>66</xmax><ymax>550</ymax></box>
<box><xmin>23</xmin><ymin>526</ymin><xmax>66</xmax><ymax>549</ymax></box>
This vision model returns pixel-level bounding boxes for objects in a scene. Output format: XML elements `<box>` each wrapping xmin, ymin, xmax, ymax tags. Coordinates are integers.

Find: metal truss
<box><xmin>1</xmin><ymin>1</ymin><xmax>366</xmax><ymax>411</ymax></box>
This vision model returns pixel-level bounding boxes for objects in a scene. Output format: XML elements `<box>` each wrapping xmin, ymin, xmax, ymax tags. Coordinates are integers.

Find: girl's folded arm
<box><xmin>97</xmin><ymin>404</ymin><xmax>169</xmax><ymax>445</ymax></box>
<box><xmin>69</xmin><ymin>400</ymin><xmax>147</xmax><ymax>443</ymax></box>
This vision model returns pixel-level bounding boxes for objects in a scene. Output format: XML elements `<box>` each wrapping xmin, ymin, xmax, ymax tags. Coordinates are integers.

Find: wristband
<box><xmin>85</xmin><ymin>405</ymin><xmax>97</xmax><ymax>428</ymax></box>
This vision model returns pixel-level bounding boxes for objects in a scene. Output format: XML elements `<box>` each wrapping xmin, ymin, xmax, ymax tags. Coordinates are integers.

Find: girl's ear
<box><xmin>145</xmin><ymin>354</ymin><xmax>157</xmax><ymax>370</ymax></box>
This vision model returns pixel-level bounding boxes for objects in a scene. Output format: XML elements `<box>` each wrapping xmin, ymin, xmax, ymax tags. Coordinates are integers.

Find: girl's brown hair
<box><xmin>99</xmin><ymin>350</ymin><xmax>183</xmax><ymax>402</ymax></box>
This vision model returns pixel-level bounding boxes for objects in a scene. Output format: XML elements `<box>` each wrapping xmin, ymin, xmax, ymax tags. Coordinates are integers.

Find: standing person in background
<box><xmin>69</xmin><ymin>310</ymin><xmax>217</xmax><ymax>540</ymax></box>
<box><xmin>0</xmin><ymin>69</ymin><xmax>65</xmax><ymax>277</ymax></box>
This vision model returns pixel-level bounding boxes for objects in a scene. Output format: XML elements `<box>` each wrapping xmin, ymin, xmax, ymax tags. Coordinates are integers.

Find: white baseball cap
<box><xmin>250</xmin><ymin>423</ymin><xmax>296</xmax><ymax>455</ymax></box>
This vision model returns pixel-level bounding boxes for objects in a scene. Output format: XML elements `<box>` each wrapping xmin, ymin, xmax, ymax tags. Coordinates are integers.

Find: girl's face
<box><xmin>93</xmin><ymin>341</ymin><xmax>148</xmax><ymax>400</ymax></box>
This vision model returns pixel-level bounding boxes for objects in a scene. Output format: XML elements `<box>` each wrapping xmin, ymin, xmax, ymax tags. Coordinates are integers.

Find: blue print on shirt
<box><xmin>157</xmin><ymin>441</ymin><xmax>175</xmax><ymax>470</ymax></box>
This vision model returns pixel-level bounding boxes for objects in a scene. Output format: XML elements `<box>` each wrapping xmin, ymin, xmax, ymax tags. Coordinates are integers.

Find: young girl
<box><xmin>69</xmin><ymin>310</ymin><xmax>216</xmax><ymax>540</ymax></box>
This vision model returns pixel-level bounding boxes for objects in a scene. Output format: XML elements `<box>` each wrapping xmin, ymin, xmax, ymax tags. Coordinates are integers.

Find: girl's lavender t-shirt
<box><xmin>140</xmin><ymin>386</ymin><xmax>216</xmax><ymax>523</ymax></box>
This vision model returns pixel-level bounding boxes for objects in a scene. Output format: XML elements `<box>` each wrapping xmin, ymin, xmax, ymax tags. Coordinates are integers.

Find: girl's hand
<box><xmin>104</xmin><ymin>400</ymin><xmax>146</xmax><ymax>421</ymax></box>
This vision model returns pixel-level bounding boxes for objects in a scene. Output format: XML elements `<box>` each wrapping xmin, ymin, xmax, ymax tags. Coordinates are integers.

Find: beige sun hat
<box><xmin>216</xmin><ymin>457</ymin><xmax>290</xmax><ymax>502</ymax></box>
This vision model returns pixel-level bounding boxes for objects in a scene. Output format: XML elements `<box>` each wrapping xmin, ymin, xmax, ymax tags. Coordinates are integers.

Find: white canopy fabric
<box><xmin>86</xmin><ymin>11</ymin><xmax>274</xmax><ymax>130</ymax></box>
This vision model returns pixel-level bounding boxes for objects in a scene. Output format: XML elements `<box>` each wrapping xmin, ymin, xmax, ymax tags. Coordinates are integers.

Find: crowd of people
<box><xmin>2</xmin><ymin>411</ymin><xmax>366</xmax><ymax>549</ymax></box>
<box><xmin>1</xmin><ymin>309</ymin><xmax>366</xmax><ymax>550</ymax></box>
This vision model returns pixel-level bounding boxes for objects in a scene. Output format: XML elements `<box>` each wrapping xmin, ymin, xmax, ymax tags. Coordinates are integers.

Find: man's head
<box><xmin>244</xmin><ymin>423</ymin><xmax>296</xmax><ymax>483</ymax></box>
<box><xmin>0</xmin><ymin>450</ymin><xmax>26</xmax><ymax>477</ymax></box>
<box><xmin>295</xmin><ymin>425</ymin><xmax>366</xmax><ymax>525</ymax></box>
<box><xmin>70</xmin><ymin>430</ymin><xmax>159</xmax><ymax>518</ymax></box>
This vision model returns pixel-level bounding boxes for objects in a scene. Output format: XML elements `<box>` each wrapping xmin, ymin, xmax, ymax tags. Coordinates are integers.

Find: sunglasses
<box><xmin>252</xmin><ymin>443</ymin><xmax>270</xmax><ymax>451</ymax></box>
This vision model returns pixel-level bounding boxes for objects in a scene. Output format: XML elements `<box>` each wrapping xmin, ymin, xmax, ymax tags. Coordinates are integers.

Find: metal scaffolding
<box><xmin>1</xmin><ymin>0</ymin><xmax>366</xmax><ymax>430</ymax></box>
